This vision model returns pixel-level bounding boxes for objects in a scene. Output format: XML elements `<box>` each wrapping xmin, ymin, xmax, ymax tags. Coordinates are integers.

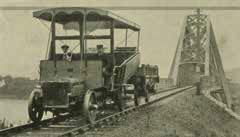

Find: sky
<box><xmin>0</xmin><ymin>0</ymin><xmax>240</xmax><ymax>79</ymax></box>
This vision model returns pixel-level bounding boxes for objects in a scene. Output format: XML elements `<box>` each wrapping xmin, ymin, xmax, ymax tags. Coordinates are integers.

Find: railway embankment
<box><xmin>81</xmin><ymin>89</ymin><xmax>240</xmax><ymax>137</ymax></box>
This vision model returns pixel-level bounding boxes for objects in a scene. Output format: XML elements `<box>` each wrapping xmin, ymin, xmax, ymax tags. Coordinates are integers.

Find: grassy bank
<box><xmin>81</xmin><ymin>89</ymin><xmax>240</xmax><ymax>137</ymax></box>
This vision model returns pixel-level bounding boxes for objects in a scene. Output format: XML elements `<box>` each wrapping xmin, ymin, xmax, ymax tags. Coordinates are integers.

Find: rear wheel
<box><xmin>153</xmin><ymin>83</ymin><xmax>158</xmax><ymax>93</ymax></box>
<box><xmin>134</xmin><ymin>87</ymin><xmax>141</xmax><ymax>106</ymax></box>
<box><xmin>115</xmin><ymin>90</ymin><xmax>125</xmax><ymax>111</ymax></box>
<box><xmin>144</xmin><ymin>88</ymin><xmax>149</xmax><ymax>103</ymax></box>
<box><xmin>28</xmin><ymin>91</ymin><xmax>44</xmax><ymax>122</ymax></box>
<box><xmin>83</xmin><ymin>90</ymin><xmax>98</xmax><ymax>124</ymax></box>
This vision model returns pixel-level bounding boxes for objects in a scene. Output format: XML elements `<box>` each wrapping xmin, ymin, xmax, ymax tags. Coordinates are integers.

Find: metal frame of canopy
<box><xmin>33</xmin><ymin>7</ymin><xmax>141</xmax><ymax>67</ymax></box>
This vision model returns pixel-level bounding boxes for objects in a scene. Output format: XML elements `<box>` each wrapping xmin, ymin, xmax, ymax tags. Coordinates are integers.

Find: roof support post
<box><xmin>79</xmin><ymin>13</ymin><xmax>87</xmax><ymax>77</ymax></box>
<box><xmin>80</xmin><ymin>15</ymin><xmax>86</xmax><ymax>62</ymax></box>
<box><xmin>84</xmin><ymin>15</ymin><xmax>87</xmax><ymax>67</ymax></box>
<box><xmin>50</xmin><ymin>14</ymin><xmax>57</xmax><ymax>74</ymax></box>
<box><xmin>125</xmin><ymin>29</ymin><xmax>128</xmax><ymax>47</ymax></box>
<box><xmin>50</xmin><ymin>16</ymin><xmax>56</xmax><ymax>59</ymax></box>
<box><xmin>110</xmin><ymin>20</ymin><xmax>115</xmax><ymax>66</ymax></box>
<box><xmin>137</xmin><ymin>31</ymin><xmax>140</xmax><ymax>51</ymax></box>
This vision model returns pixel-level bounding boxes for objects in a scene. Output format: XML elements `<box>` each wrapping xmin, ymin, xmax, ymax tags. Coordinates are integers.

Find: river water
<box><xmin>0</xmin><ymin>99</ymin><xmax>51</xmax><ymax>126</ymax></box>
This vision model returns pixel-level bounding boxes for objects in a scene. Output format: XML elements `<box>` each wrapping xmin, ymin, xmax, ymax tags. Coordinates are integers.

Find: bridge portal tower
<box><xmin>168</xmin><ymin>9</ymin><xmax>232</xmax><ymax>108</ymax></box>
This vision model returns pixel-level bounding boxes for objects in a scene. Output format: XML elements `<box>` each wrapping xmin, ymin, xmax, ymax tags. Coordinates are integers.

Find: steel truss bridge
<box><xmin>169</xmin><ymin>9</ymin><xmax>232</xmax><ymax>108</ymax></box>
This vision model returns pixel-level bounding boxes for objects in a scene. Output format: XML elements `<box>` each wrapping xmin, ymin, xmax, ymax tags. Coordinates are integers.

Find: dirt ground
<box><xmin>80</xmin><ymin>89</ymin><xmax>240</xmax><ymax>137</ymax></box>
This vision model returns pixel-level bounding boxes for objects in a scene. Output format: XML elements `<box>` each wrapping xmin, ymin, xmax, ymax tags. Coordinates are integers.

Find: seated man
<box><xmin>61</xmin><ymin>45</ymin><xmax>72</xmax><ymax>61</ymax></box>
<box><xmin>96</xmin><ymin>44</ymin><xmax>104</xmax><ymax>56</ymax></box>
<box><xmin>102</xmin><ymin>59</ymin><xmax>112</xmax><ymax>89</ymax></box>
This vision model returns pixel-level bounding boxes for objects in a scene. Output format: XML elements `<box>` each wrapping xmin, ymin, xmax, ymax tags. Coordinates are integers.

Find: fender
<box><xmin>28</xmin><ymin>85</ymin><xmax>43</xmax><ymax>110</ymax></box>
<box><xmin>84</xmin><ymin>89</ymin><xmax>95</xmax><ymax>99</ymax></box>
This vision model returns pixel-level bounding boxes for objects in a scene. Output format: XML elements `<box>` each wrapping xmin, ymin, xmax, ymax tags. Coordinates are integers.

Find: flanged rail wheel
<box><xmin>83</xmin><ymin>90</ymin><xmax>98</xmax><ymax>124</ymax></box>
<box><xmin>144</xmin><ymin>88</ymin><xmax>149</xmax><ymax>103</ymax></box>
<box><xmin>115</xmin><ymin>90</ymin><xmax>125</xmax><ymax>111</ymax></box>
<box><xmin>134</xmin><ymin>87</ymin><xmax>141</xmax><ymax>106</ymax></box>
<box><xmin>28</xmin><ymin>91</ymin><xmax>44</xmax><ymax>122</ymax></box>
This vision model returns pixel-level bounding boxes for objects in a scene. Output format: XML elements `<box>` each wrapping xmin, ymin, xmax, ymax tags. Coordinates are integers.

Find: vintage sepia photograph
<box><xmin>0</xmin><ymin>0</ymin><xmax>240</xmax><ymax>136</ymax></box>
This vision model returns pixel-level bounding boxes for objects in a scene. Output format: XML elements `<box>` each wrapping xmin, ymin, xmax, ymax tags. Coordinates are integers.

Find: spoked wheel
<box><xmin>115</xmin><ymin>91</ymin><xmax>125</xmax><ymax>111</ymax></box>
<box><xmin>83</xmin><ymin>90</ymin><xmax>98</xmax><ymax>124</ymax></box>
<box><xmin>134</xmin><ymin>87</ymin><xmax>141</xmax><ymax>106</ymax></box>
<box><xmin>153</xmin><ymin>83</ymin><xmax>158</xmax><ymax>93</ymax></box>
<box><xmin>144</xmin><ymin>88</ymin><xmax>149</xmax><ymax>103</ymax></box>
<box><xmin>28</xmin><ymin>91</ymin><xmax>44</xmax><ymax>122</ymax></box>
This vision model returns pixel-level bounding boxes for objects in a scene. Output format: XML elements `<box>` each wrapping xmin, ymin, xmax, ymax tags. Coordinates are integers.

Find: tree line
<box><xmin>0</xmin><ymin>75</ymin><xmax>37</xmax><ymax>100</ymax></box>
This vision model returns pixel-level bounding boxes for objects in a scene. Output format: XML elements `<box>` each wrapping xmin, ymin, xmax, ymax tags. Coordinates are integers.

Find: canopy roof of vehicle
<box><xmin>33</xmin><ymin>7</ymin><xmax>141</xmax><ymax>31</ymax></box>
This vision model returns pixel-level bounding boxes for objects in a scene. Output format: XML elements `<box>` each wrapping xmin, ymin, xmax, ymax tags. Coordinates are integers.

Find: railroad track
<box><xmin>0</xmin><ymin>85</ymin><xmax>194</xmax><ymax>137</ymax></box>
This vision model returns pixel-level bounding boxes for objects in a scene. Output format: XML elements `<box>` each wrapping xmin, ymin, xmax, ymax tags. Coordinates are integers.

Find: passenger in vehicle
<box><xmin>61</xmin><ymin>45</ymin><xmax>72</xmax><ymax>61</ymax></box>
<box><xmin>96</xmin><ymin>44</ymin><xmax>112</xmax><ymax>88</ymax></box>
<box><xmin>102</xmin><ymin>59</ymin><xmax>112</xmax><ymax>89</ymax></box>
<box><xmin>97</xmin><ymin>44</ymin><xmax>104</xmax><ymax>56</ymax></box>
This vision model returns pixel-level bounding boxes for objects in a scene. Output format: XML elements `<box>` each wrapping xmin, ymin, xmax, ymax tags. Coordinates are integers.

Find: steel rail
<box><xmin>0</xmin><ymin>86</ymin><xmax>194</xmax><ymax>137</ymax></box>
<box><xmin>0</xmin><ymin>113</ymin><xmax>71</xmax><ymax>137</ymax></box>
<box><xmin>59</xmin><ymin>85</ymin><xmax>194</xmax><ymax>137</ymax></box>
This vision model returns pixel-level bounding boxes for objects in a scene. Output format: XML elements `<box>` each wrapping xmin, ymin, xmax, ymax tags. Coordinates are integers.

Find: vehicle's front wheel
<box><xmin>83</xmin><ymin>90</ymin><xmax>98</xmax><ymax>124</ymax></box>
<box><xmin>28</xmin><ymin>90</ymin><xmax>44</xmax><ymax>122</ymax></box>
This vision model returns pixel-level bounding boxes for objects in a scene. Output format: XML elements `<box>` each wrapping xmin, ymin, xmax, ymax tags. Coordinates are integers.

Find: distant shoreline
<box><xmin>0</xmin><ymin>95</ymin><xmax>27</xmax><ymax>100</ymax></box>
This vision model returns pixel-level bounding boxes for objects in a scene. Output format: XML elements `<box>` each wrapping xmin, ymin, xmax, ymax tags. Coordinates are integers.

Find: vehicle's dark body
<box><xmin>28</xmin><ymin>7</ymin><xmax>159</xmax><ymax>123</ymax></box>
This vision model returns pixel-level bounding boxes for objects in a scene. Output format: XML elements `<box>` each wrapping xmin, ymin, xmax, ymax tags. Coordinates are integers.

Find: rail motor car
<box><xmin>28</xmin><ymin>7</ymin><xmax>159</xmax><ymax>123</ymax></box>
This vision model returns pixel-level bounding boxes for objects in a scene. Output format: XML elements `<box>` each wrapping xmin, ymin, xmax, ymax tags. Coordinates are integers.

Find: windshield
<box><xmin>39</xmin><ymin>19</ymin><xmax>139</xmax><ymax>61</ymax></box>
<box><xmin>56</xmin><ymin>22</ymin><xmax>111</xmax><ymax>54</ymax></box>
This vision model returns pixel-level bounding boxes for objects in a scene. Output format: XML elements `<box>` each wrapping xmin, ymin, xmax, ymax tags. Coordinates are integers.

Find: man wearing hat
<box><xmin>61</xmin><ymin>45</ymin><xmax>72</xmax><ymax>61</ymax></box>
<box><xmin>97</xmin><ymin>44</ymin><xmax>104</xmax><ymax>56</ymax></box>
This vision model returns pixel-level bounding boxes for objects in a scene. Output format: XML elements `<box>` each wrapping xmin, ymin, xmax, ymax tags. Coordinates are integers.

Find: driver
<box><xmin>61</xmin><ymin>45</ymin><xmax>72</xmax><ymax>61</ymax></box>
